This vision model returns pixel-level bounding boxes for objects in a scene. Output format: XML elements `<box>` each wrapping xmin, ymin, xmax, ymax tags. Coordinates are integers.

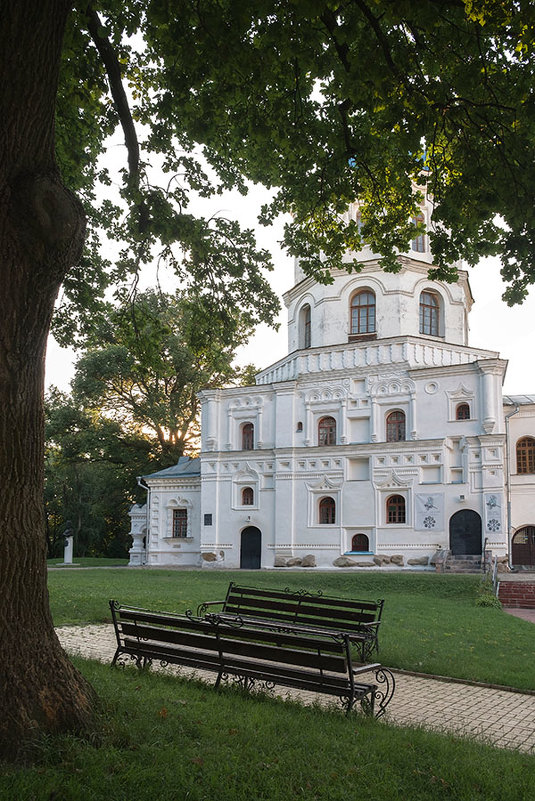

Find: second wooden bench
<box><xmin>197</xmin><ymin>583</ymin><xmax>384</xmax><ymax>662</ymax></box>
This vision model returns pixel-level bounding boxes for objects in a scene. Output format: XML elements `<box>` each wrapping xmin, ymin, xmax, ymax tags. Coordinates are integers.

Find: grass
<box><xmin>1</xmin><ymin>658</ymin><xmax>533</xmax><ymax>801</ymax></box>
<box><xmin>48</xmin><ymin>569</ymin><xmax>535</xmax><ymax>691</ymax></box>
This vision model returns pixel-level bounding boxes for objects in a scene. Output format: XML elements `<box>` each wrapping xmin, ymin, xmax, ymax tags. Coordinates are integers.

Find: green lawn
<box><xmin>48</xmin><ymin>569</ymin><xmax>535</xmax><ymax>691</ymax></box>
<box><xmin>1</xmin><ymin>658</ymin><xmax>533</xmax><ymax>801</ymax></box>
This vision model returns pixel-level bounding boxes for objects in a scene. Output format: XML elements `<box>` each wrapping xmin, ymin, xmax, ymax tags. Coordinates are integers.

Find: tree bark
<box><xmin>0</xmin><ymin>1</ymin><xmax>95</xmax><ymax>760</ymax></box>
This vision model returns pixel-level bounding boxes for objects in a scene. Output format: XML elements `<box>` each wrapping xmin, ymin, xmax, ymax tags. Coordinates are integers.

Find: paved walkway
<box><xmin>57</xmin><ymin>624</ymin><xmax>535</xmax><ymax>754</ymax></box>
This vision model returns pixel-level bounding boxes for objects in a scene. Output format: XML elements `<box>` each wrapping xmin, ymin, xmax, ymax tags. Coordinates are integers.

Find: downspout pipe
<box><xmin>504</xmin><ymin>403</ymin><xmax>520</xmax><ymax>571</ymax></box>
<box><xmin>136</xmin><ymin>476</ymin><xmax>150</xmax><ymax>562</ymax></box>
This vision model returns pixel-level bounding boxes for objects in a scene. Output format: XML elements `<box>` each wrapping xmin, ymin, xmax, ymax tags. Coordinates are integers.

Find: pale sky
<box><xmin>45</xmin><ymin>188</ymin><xmax>535</xmax><ymax>397</ymax></box>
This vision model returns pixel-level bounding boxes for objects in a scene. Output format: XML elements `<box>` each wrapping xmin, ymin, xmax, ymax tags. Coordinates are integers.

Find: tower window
<box><xmin>456</xmin><ymin>403</ymin><xmax>470</xmax><ymax>420</ymax></box>
<box><xmin>302</xmin><ymin>304</ymin><xmax>311</xmax><ymax>349</ymax></box>
<box><xmin>517</xmin><ymin>437</ymin><xmax>535</xmax><ymax>474</ymax></box>
<box><xmin>386</xmin><ymin>410</ymin><xmax>406</xmax><ymax>442</ymax></box>
<box><xmin>319</xmin><ymin>497</ymin><xmax>336</xmax><ymax>524</ymax></box>
<box><xmin>241</xmin><ymin>422</ymin><xmax>254</xmax><ymax>450</ymax></box>
<box><xmin>350</xmin><ymin>290</ymin><xmax>376</xmax><ymax>335</ymax></box>
<box><xmin>386</xmin><ymin>495</ymin><xmax>406</xmax><ymax>524</ymax></box>
<box><xmin>318</xmin><ymin>416</ymin><xmax>336</xmax><ymax>446</ymax></box>
<box><xmin>419</xmin><ymin>291</ymin><xmax>440</xmax><ymax>336</ymax></box>
<box><xmin>411</xmin><ymin>214</ymin><xmax>426</xmax><ymax>252</ymax></box>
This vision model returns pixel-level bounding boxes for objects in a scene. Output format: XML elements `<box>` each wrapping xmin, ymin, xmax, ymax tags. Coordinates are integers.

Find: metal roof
<box><xmin>143</xmin><ymin>456</ymin><xmax>201</xmax><ymax>480</ymax></box>
<box><xmin>503</xmin><ymin>395</ymin><xmax>535</xmax><ymax>406</ymax></box>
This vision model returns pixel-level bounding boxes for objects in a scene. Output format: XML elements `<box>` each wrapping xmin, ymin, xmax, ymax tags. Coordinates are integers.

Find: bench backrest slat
<box><xmin>113</xmin><ymin>607</ymin><xmax>348</xmax><ymax>675</ymax></box>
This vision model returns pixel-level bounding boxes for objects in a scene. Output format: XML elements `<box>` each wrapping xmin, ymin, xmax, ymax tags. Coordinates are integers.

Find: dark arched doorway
<box><xmin>449</xmin><ymin>510</ymin><xmax>482</xmax><ymax>555</ymax></box>
<box><xmin>512</xmin><ymin>527</ymin><xmax>535</xmax><ymax>567</ymax></box>
<box><xmin>240</xmin><ymin>526</ymin><xmax>262</xmax><ymax>569</ymax></box>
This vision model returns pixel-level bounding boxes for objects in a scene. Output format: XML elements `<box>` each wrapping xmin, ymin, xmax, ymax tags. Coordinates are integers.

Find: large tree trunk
<box><xmin>0</xmin><ymin>1</ymin><xmax>95</xmax><ymax>760</ymax></box>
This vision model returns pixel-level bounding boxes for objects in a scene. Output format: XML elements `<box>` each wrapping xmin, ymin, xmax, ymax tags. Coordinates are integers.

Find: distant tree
<box><xmin>72</xmin><ymin>289</ymin><xmax>259</xmax><ymax>465</ymax></box>
<box><xmin>44</xmin><ymin>389</ymin><xmax>153</xmax><ymax>559</ymax></box>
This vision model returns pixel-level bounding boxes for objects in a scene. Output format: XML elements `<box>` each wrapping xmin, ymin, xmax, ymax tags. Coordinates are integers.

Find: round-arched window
<box><xmin>242</xmin><ymin>487</ymin><xmax>254</xmax><ymax>506</ymax></box>
<box><xmin>386</xmin><ymin>410</ymin><xmax>406</xmax><ymax>442</ymax></box>
<box><xmin>319</xmin><ymin>497</ymin><xmax>336</xmax><ymax>525</ymax></box>
<box><xmin>350</xmin><ymin>290</ymin><xmax>376</xmax><ymax>335</ymax></box>
<box><xmin>517</xmin><ymin>437</ymin><xmax>535</xmax><ymax>474</ymax></box>
<box><xmin>419</xmin><ymin>291</ymin><xmax>440</xmax><ymax>336</ymax></box>
<box><xmin>351</xmin><ymin>533</ymin><xmax>369</xmax><ymax>552</ymax></box>
<box><xmin>456</xmin><ymin>403</ymin><xmax>470</xmax><ymax>420</ymax></box>
<box><xmin>386</xmin><ymin>495</ymin><xmax>406</xmax><ymax>524</ymax></box>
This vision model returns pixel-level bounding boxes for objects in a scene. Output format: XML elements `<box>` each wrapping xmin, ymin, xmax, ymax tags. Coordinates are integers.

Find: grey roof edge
<box><xmin>503</xmin><ymin>395</ymin><xmax>535</xmax><ymax>406</ymax></box>
<box><xmin>142</xmin><ymin>456</ymin><xmax>201</xmax><ymax>480</ymax></box>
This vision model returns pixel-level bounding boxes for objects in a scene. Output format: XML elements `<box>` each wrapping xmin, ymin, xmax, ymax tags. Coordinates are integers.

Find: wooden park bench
<box><xmin>196</xmin><ymin>583</ymin><xmax>384</xmax><ymax>662</ymax></box>
<box><xmin>109</xmin><ymin>600</ymin><xmax>395</xmax><ymax>718</ymax></box>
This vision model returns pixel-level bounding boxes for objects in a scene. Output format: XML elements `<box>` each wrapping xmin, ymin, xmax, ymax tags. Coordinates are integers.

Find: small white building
<box><xmin>130</xmin><ymin>199</ymin><xmax>535</xmax><ymax>571</ymax></box>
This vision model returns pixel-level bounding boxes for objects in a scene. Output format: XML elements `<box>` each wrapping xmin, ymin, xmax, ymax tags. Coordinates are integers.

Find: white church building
<box><xmin>128</xmin><ymin>197</ymin><xmax>535</xmax><ymax>572</ymax></box>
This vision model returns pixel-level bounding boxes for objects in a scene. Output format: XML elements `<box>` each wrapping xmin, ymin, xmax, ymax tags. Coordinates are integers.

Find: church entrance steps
<box><xmin>438</xmin><ymin>554</ymin><xmax>486</xmax><ymax>574</ymax></box>
<box><xmin>498</xmin><ymin>581</ymin><xmax>535</xmax><ymax>609</ymax></box>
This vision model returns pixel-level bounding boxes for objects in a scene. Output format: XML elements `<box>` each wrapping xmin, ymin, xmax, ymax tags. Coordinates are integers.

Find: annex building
<box><xmin>129</xmin><ymin>196</ymin><xmax>535</xmax><ymax>572</ymax></box>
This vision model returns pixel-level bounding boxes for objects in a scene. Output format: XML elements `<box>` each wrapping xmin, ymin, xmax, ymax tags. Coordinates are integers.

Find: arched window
<box><xmin>172</xmin><ymin>508</ymin><xmax>188</xmax><ymax>538</ymax></box>
<box><xmin>411</xmin><ymin>214</ymin><xmax>426</xmax><ymax>252</ymax></box>
<box><xmin>296</xmin><ymin>421</ymin><xmax>303</xmax><ymax>432</ymax></box>
<box><xmin>516</xmin><ymin>437</ymin><xmax>535</xmax><ymax>474</ymax></box>
<box><xmin>319</xmin><ymin>497</ymin><xmax>336</xmax><ymax>524</ymax></box>
<box><xmin>318</xmin><ymin>416</ymin><xmax>336</xmax><ymax>446</ymax></box>
<box><xmin>242</xmin><ymin>487</ymin><xmax>254</xmax><ymax>506</ymax></box>
<box><xmin>386</xmin><ymin>495</ymin><xmax>406</xmax><ymax>524</ymax></box>
<box><xmin>301</xmin><ymin>304</ymin><xmax>311</xmax><ymax>349</ymax></box>
<box><xmin>351</xmin><ymin>533</ymin><xmax>369</xmax><ymax>552</ymax></box>
<box><xmin>350</xmin><ymin>290</ymin><xmax>376</xmax><ymax>335</ymax></box>
<box><xmin>356</xmin><ymin>210</ymin><xmax>364</xmax><ymax>236</ymax></box>
<box><xmin>419</xmin><ymin>290</ymin><xmax>440</xmax><ymax>336</ymax></box>
<box><xmin>242</xmin><ymin>422</ymin><xmax>254</xmax><ymax>450</ymax></box>
<box><xmin>456</xmin><ymin>403</ymin><xmax>470</xmax><ymax>420</ymax></box>
<box><xmin>386</xmin><ymin>410</ymin><xmax>406</xmax><ymax>442</ymax></box>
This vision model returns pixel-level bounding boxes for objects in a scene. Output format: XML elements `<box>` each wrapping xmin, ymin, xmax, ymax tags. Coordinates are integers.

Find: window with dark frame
<box><xmin>172</xmin><ymin>508</ymin><xmax>188</xmax><ymax>538</ymax></box>
<box><xmin>386</xmin><ymin>410</ymin><xmax>406</xmax><ymax>442</ymax></box>
<box><xmin>419</xmin><ymin>291</ymin><xmax>440</xmax><ymax>336</ymax></box>
<box><xmin>386</xmin><ymin>495</ymin><xmax>406</xmax><ymax>524</ymax></box>
<box><xmin>241</xmin><ymin>486</ymin><xmax>254</xmax><ymax>505</ymax></box>
<box><xmin>318</xmin><ymin>416</ymin><xmax>336</xmax><ymax>446</ymax></box>
<box><xmin>242</xmin><ymin>422</ymin><xmax>254</xmax><ymax>450</ymax></box>
<box><xmin>350</xmin><ymin>290</ymin><xmax>376</xmax><ymax>335</ymax></box>
<box><xmin>319</xmin><ymin>496</ymin><xmax>336</xmax><ymax>524</ymax></box>
<box><xmin>351</xmin><ymin>533</ymin><xmax>369</xmax><ymax>552</ymax></box>
<box><xmin>456</xmin><ymin>403</ymin><xmax>470</xmax><ymax>420</ymax></box>
<box><xmin>517</xmin><ymin>437</ymin><xmax>535</xmax><ymax>474</ymax></box>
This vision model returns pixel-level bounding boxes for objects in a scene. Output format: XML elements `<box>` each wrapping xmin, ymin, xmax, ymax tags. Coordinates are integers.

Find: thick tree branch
<box><xmin>85</xmin><ymin>5</ymin><xmax>140</xmax><ymax>184</ymax></box>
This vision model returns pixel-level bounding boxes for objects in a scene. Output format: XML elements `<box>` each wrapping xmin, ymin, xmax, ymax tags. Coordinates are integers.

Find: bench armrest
<box><xmin>354</xmin><ymin>620</ymin><xmax>381</xmax><ymax>629</ymax></box>
<box><xmin>352</xmin><ymin>662</ymin><xmax>381</xmax><ymax>675</ymax></box>
<box><xmin>196</xmin><ymin>599</ymin><xmax>225</xmax><ymax>616</ymax></box>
